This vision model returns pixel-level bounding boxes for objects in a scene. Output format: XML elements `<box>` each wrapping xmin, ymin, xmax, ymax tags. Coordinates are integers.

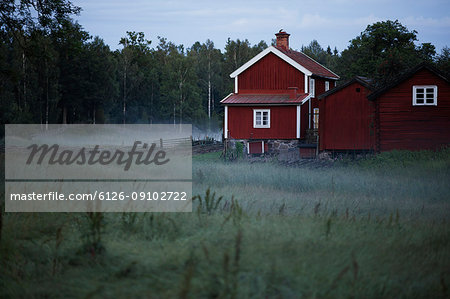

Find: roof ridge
<box><xmin>288</xmin><ymin>48</ymin><xmax>340</xmax><ymax>79</ymax></box>
<box><xmin>367</xmin><ymin>63</ymin><xmax>450</xmax><ymax>101</ymax></box>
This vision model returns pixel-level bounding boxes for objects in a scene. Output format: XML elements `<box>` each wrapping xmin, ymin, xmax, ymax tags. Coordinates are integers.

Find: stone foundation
<box><xmin>225</xmin><ymin>139</ymin><xmax>301</xmax><ymax>156</ymax></box>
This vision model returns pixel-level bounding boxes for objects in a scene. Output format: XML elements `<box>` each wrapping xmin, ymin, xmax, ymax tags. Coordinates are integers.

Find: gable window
<box><xmin>325</xmin><ymin>81</ymin><xmax>330</xmax><ymax>92</ymax></box>
<box><xmin>309</xmin><ymin>78</ymin><xmax>315</xmax><ymax>97</ymax></box>
<box><xmin>253</xmin><ymin>109</ymin><xmax>270</xmax><ymax>128</ymax></box>
<box><xmin>413</xmin><ymin>85</ymin><xmax>437</xmax><ymax>106</ymax></box>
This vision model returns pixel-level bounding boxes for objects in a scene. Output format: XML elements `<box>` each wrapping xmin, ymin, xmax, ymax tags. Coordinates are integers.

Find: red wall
<box><xmin>238</xmin><ymin>53</ymin><xmax>305</xmax><ymax>93</ymax></box>
<box><xmin>301</xmin><ymin>103</ymin><xmax>309</xmax><ymax>136</ymax></box>
<box><xmin>319</xmin><ymin>82</ymin><xmax>376</xmax><ymax>150</ymax></box>
<box><xmin>228</xmin><ymin>105</ymin><xmax>297</xmax><ymax>139</ymax></box>
<box><xmin>307</xmin><ymin>77</ymin><xmax>331</xmax><ymax>131</ymax></box>
<box><xmin>376</xmin><ymin>69</ymin><xmax>450</xmax><ymax>151</ymax></box>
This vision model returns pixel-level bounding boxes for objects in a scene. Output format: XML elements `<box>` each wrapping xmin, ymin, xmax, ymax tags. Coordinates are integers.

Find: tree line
<box><xmin>1</xmin><ymin>1</ymin><xmax>449</xmax><ymax>130</ymax></box>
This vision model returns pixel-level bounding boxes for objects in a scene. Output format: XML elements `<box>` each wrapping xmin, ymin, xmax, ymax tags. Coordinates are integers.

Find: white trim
<box><xmin>309</xmin><ymin>78</ymin><xmax>315</xmax><ymax>98</ymax></box>
<box><xmin>247</xmin><ymin>142</ymin><xmax>250</xmax><ymax>154</ymax></box>
<box><xmin>296</xmin><ymin>105</ymin><xmax>300</xmax><ymax>138</ymax></box>
<box><xmin>299</xmin><ymin>105</ymin><xmax>302</xmax><ymax>138</ymax></box>
<box><xmin>325</xmin><ymin>81</ymin><xmax>330</xmax><ymax>92</ymax></box>
<box><xmin>301</xmin><ymin>94</ymin><xmax>312</xmax><ymax>105</ymax></box>
<box><xmin>230</xmin><ymin>46</ymin><xmax>313</xmax><ymax>78</ymax></box>
<box><xmin>262</xmin><ymin>141</ymin><xmax>264</xmax><ymax>154</ymax></box>
<box><xmin>224</xmin><ymin>105</ymin><xmax>228</xmax><ymax>138</ymax></box>
<box><xmin>235</xmin><ymin>76</ymin><xmax>238</xmax><ymax>93</ymax></box>
<box><xmin>304</xmin><ymin>74</ymin><xmax>308</xmax><ymax>93</ymax></box>
<box><xmin>253</xmin><ymin>109</ymin><xmax>270</xmax><ymax>128</ymax></box>
<box><xmin>308</xmin><ymin>96</ymin><xmax>311</xmax><ymax>129</ymax></box>
<box><xmin>220</xmin><ymin>93</ymin><xmax>234</xmax><ymax>103</ymax></box>
<box><xmin>412</xmin><ymin>85</ymin><xmax>437</xmax><ymax>106</ymax></box>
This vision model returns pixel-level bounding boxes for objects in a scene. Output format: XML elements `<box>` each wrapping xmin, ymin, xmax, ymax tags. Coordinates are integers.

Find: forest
<box><xmin>1</xmin><ymin>0</ymin><xmax>450</xmax><ymax>130</ymax></box>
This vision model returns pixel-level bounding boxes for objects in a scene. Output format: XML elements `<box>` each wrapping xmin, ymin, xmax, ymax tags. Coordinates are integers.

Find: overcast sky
<box><xmin>73</xmin><ymin>0</ymin><xmax>450</xmax><ymax>53</ymax></box>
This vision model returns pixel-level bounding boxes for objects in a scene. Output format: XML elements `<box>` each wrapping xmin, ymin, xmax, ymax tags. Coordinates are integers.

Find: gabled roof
<box><xmin>220</xmin><ymin>93</ymin><xmax>310</xmax><ymax>105</ymax></box>
<box><xmin>276</xmin><ymin>47</ymin><xmax>340</xmax><ymax>80</ymax></box>
<box><xmin>229</xmin><ymin>46</ymin><xmax>339</xmax><ymax>80</ymax></box>
<box><xmin>367</xmin><ymin>63</ymin><xmax>450</xmax><ymax>101</ymax></box>
<box><xmin>317</xmin><ymin>76</ymin><xmax>374</xmax><ymax>100</ymax></box>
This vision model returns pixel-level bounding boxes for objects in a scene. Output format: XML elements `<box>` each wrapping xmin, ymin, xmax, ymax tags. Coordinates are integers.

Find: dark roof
<box><xmin>221</xmin><ymin>93</ymin><xmax>309</xmax><ymax>105</ymax></box>
<box><xmin>317</xmin><ymin>76</ymin><xmax>374</xmax><ymax>100</ymax></box>
<box><xmin>275</xmin><ymin>46</ymin><xmax>339</xmax><ymax>79</ymax></box>
<box><xmin>367</xmin><ymin>63</ymin><xmax>450</xmax><ymax>101</ymax></box>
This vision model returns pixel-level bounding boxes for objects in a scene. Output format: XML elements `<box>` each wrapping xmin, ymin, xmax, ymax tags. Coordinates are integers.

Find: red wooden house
<box><xmin>317</xmin><ymin>76</ymin><xmax>376</xmax><ymax>152</ymax></box>
<box><xmin>221</xmin><ymin>31</ymin><xmax>339</xmax><ymax>155</ymax></box>
<box><xmin>367</xmin><ymin>64</ymin><xmax>450</xmax><ymax>151</ymax></box>
<box><xmin>318</xmin><ymin>63</ymin><xmax>450</xmax><ymax>153</ymax></box>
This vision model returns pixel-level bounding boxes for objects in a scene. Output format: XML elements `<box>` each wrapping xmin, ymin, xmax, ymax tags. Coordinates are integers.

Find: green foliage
<box><xmin>193</xmin><ymin>188</ymin><xmax>223</xmax><ymax>215</ymax></box>
<box><xmin>235</xmin><ymin>141</ymin><xmax>244</xmax><ymax>158</ymax></box>
<box><xmin>80</xmin><ymin>212</ymin><xmax>105</xmax><ymax>255</ymax></box>
<box><xmin>436</xmin><ymin>46</ymin><xmax>450</xmax><ymax>74</ymax></box>
<box><xmin>355</xmin><ymin>147</ymin><xmax>450</xmax><ymax>169</ymax></box>
<box><xmin>337</xmin><ymin>20</ymin><xmax>433</xmax><ymax>85</ymax></box>
<box><xmin>2</xmin><ymin>12</ymin><xmax>448</xmax><ymax>129</ymax></box>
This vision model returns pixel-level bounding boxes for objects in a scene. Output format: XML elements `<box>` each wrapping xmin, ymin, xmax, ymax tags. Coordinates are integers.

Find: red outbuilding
<box><xmin>367</xmin><ymin>64</ymin><xmax>450</xmax><ymax>151</ymax></box>
<box><xmin>221</xmin><ymin>31</ymin><xmax>339</xmax><ymax>155</ymax></box>
<box><xmin>317</xmin><ymin>77</ymin><xmax>376</xmax><ymax>152</ymax></box>
<box><xmin>318</xmin><ymin>64</ymin><xmax>450</xmax><ymax>153</ymax></box>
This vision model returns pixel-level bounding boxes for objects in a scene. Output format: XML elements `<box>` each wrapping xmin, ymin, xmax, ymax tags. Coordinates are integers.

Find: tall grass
<box><xmin>1</xmin><ymin>150</ymin><xmax>449</xmax><ymax>297</ymax></box>
<box><xmin>193</xmin><ymin>150</ymin><xmax>450</xmax><ymax>220</ymax></box>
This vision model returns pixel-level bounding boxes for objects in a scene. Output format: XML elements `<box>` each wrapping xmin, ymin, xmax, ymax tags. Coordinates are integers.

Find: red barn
<box><xmin>317</xmin><ymin>77</ymin><xmax>376</xmax><ymax>152</ymax></box>
<box><xmin>368</xmin><ymin>64</ymin><xmax>450</xmax><ymax>151</ymax></box>
<box><xmin>221</xmin><ymin>31</ymin><xmax>339</xmax><ymax>155</ymax></box>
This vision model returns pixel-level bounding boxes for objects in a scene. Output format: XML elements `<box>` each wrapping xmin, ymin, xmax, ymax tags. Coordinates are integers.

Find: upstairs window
<box><xmin>325</xmin><ymin>81</ymin><xmax>330</xmax><ymax>92</ymax></box>
<box><xmin>309</xmin><ymin>78</ymin><xmax>315</xmax><ymax>97</ymax></box>
<box><xmin>413</xmin><ymin>85</ymin><xmax>437</xmax><ymax>106</ymax></box>
<box><xmin>253</xmin><ymin>109</ymin><xmax>270</xmax><ymax>128</ymax></box>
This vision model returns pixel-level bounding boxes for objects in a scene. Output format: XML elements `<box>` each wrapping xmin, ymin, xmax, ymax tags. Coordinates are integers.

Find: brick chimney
<box><xmin>275</xmin><ymin>30</ymin><xmax>290</xmax><ymax>51</ymax></box>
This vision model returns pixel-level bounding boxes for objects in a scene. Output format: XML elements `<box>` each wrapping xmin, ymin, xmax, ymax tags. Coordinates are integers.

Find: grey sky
<box><xmin>73</xmin><ymin>0</ymin><xmax>450</xmax><ymax>53</ymax></box>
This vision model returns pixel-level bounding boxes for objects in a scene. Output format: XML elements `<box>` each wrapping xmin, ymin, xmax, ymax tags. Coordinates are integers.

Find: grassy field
<box><xmin>1</xmin><ymin>149</ymin><xmax>450</xmax><ymax>298</ymax></box>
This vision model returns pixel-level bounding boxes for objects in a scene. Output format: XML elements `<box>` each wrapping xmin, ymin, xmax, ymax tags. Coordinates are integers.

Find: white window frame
<box><xmin>325</xmin><ymin>81</ymin><xmax>330</xmax><ymax>92</ymax></box>
<box><xmin>253</xmin><ymin>109</ymin><xmax>270</xmax><ymax>128</ymax></box>
<box><xmin>413</xmin><ymin>85</ymin><xmax>437</xmax><ymax>106</ymax></box>
<box><xmin>313</xmin><ymin>108</ymin><xmax>319</xmax><ymax>130</ymax></box>
<box><xmin>309</xmin><ymin>78</ymin><xmax>315</xmax><ymax>97</ymax></box>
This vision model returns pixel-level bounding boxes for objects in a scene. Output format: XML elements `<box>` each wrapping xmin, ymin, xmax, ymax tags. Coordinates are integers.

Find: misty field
<box><xmin>1</xmin><ymin>149</ymin><xmax>450</xmax><ymax>298</ymax></box>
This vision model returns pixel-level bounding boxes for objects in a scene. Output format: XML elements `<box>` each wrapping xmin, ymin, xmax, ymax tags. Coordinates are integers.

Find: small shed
<box><xmin>317</xmin><ymin>77</ymin><xmax>376</xmax><ymax>152</ymax></box>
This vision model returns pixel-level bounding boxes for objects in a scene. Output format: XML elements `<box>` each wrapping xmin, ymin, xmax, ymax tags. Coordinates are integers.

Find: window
<box><xmin>309</xmin><ymin>78</ymin><xmax>315</xmax><ymax>97</ymax></box>
<box><xmin>313</xmin><ymin>108</ymin><xmax>319</xmax><ymax>129</ymax></box>
<box><xmin>413</xmin><ymin>85</ymin><xmax>437</xmax><ymax>106</ymax></box>
<box><xmin>253</xmin><ymin>109</ymin><xmax>270</xmax><ymax>128</ymax></box>
<box><xmin>325</xmin><ymin>81</ymin><xmax>330</xmax><ymax>92</ymax></box>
